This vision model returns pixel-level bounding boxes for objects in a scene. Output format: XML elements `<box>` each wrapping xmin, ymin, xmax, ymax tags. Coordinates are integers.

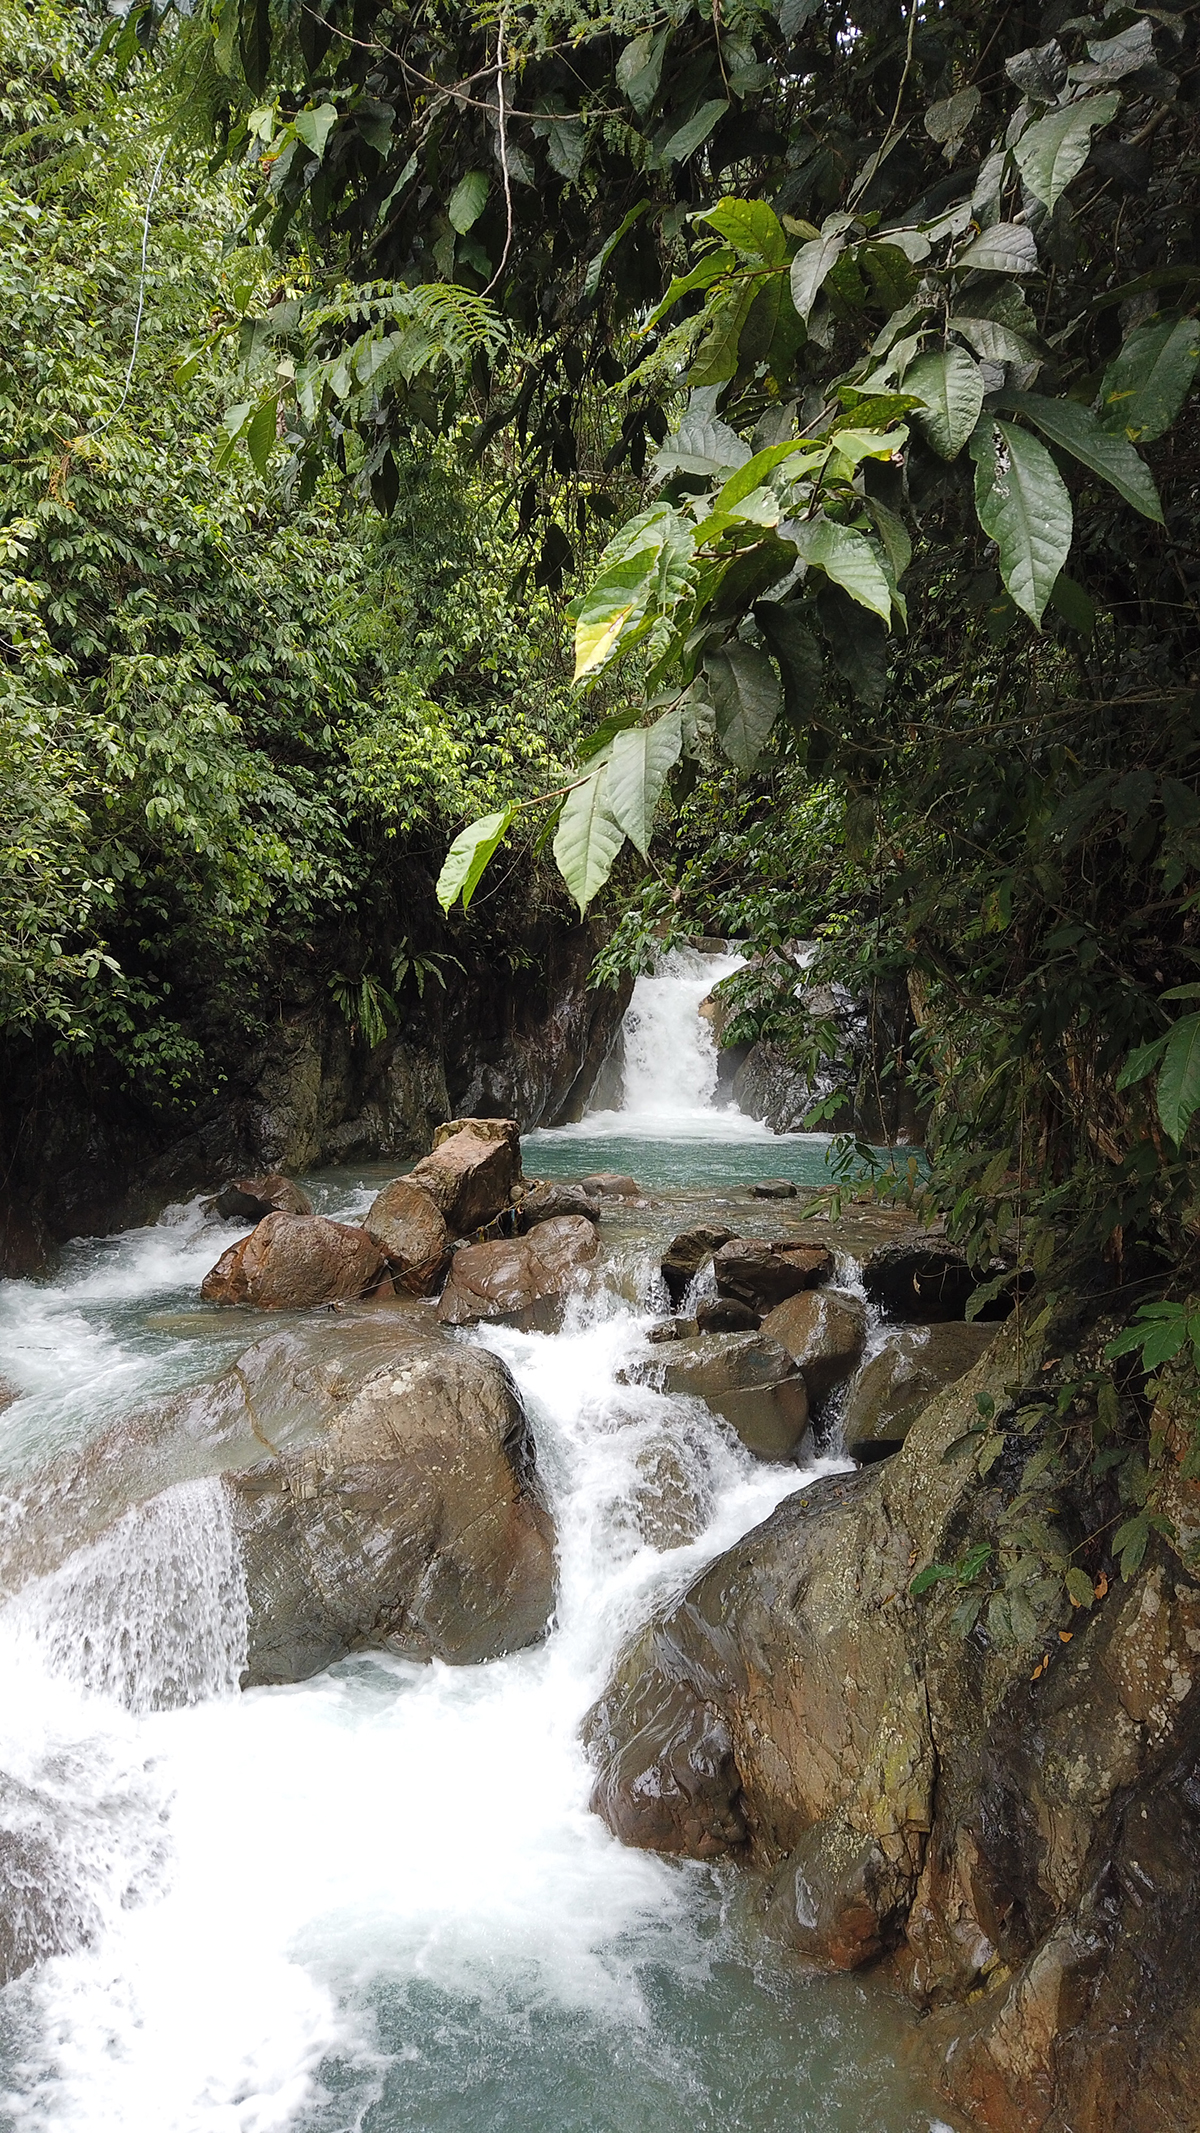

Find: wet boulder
<box><xmin>364</xmin><ymin>1177</ymin><xmax>451</xmax><ymax>1295</ymax></box>
<box><xmin>517</xmin><ymin>1180</ymin><xmax>601</xmax><ymax>1230</ymax></box>
<box><xmin>661</xmin><ymin>1225</ymin><xmax>737</xmax><ymax>1306</ymax></box>
<box><xmin>226</xmin><ymin>1339</ymin><xmax>556</xmax><ymax>1682</ymax></box>
<box><xmin>843</xmin><ymin>1323</ymin><xmax>996</xmax><ymax>1456</ymax></box>
<box><xmin>436</xmin><ymin>1214</ymin><xmax>599</xmax><ymax>1328</ymax></box>
<box><xmin>760</xmin><ymin>1288</ymin><xmax>867</xmax><ymax>1405</ymax></box>
<box><xmin>752</xmin><ymin>1179</ymin><xmax>797</xmax><ymax>1200</ymax></box>
<box><xmin>409</xmin><ymin>1117</ymin><xmax>520</xmax><ymax>1234</ymax></box>
<box><xmin>206</xmin><ymin>1172</ymin><xmax>313</xmax><ymax>1222</ymax></box>
<box><xmin>761</xmin><ymin>1815</ymin><xmax>915</xmax><ymax>1971</ymax></box>
<box><xmin>580</xmin><ymin>1171</ymin><xmax>641</xmax><ymax>1199</ymax></box>
<box><xmin>863</xmin><ymin>1241</ymin><xmax>1013</xmax><ymax>1323</ymax></box>
<box><xmin>657</xmin><ymin>1331</ymin><xmax>810</xmax><ymax>1461</ymax></box>
<box><xmin>646</xmin><ymin>1317</ymin><xmax>698</xmax><ymax>1345</ymax></box>
<box><xmin>713</xmin><ymin>1239</ymin><xmax>834</xmax><ymax>1312</ymax></box>
<box><xmin>696</xmin><ymin>1299</ymin><xmax>761</xmax><ymax>1334</ymax></box>
<box><xmin>200</xmin><ymin>1212</ymin><xmax>386</xmax><ymax>1309</ymax></box>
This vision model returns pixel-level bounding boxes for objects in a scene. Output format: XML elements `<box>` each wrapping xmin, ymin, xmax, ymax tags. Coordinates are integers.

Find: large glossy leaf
<box><xmin>605</xmin><ymin>707</ymin><xmax>683</xmax><ymax>855</ymax></box>
<box><xmin>448</xmin><ymin>171</ymin><xmax>489</xmax><ymax>234</ymax></box>
<box><xmin>954</xmin><ymin>223</ymin><xmax>1039</xmax><ymax>276</ymax></box>
<box><xmin>1002</xmin><ymin>390</ymin><xmax>1163</xmax><ymax>521</ymax></box>
<box><xmin>1099</xmin><ymin>318</ymin><xmax>1200</xmax><ymax>443</ymax></box>
<box><xmin>436</xmin><ymin>804</ymin><xmax>517</xmax><ymax>913</ymax></box>
<box><xmin>660</xmin><ymin>99</ymin><xmax>728</xmax><ymax>166</ymax></box>
<box><xmin>791</xmin><ymin>519</ymin><xmax>893</xmax><ymax>623</ymax></box>
<box><xmin>572</xmin><ymin>551</ymin><xmax>658</xmax><ymax>680</ymax></box>
<box><xmin>552</xmin><ymin>767</ymin><xmax>627</xmax><ymax>914</ymax></box>
<box><xmin>705</xmin><ymin>644</ymin><xmax>782</xmax><ymax>770</ymax></box>
<box><xmin>971</xmin><ymin>419</ymin><xmax>1072</xmax><ymax>628</ymax></box>
<box><xmin>616</xmin><ymin>28</ymin><xmax>667</xmax><ymax>119</ymax></box>
<box><xmin>789</xmin><ymin>230</ymin><xmax>845</xmax><ymax>323</ymax></box>
<box><xmin>952</xmin><ymin>315</ymin><xmax>1038</xmax><ymax>368</ymax></box>
<box><xmin>294</xmin><ymin>103</ymin><xmax>338</xmax><ymax>158</ymax></box>
<box><xmin>654</xmin><ymin>412</ymin><xmax>749</xmax><ymax>481</ymax></box>
<box><xmin>245</xmin><ymin>395</ymin><xmax>278</xmax><ymax>477</ymax></box>
<box><xmin>1013</xmin><ymin>93</ymin><xmax>1120</xmax><ymax>212</ymax></box>
<box><xmin>1005</xmin><ymin>39</ymin><xmax>1068</xmax><ymax>101</ymax></box>
<box><xmin>905</xmin><ymin>347</ymin><xmax>984</xmax><ymax>460</ymax></box>
<box><xmin>1156</xmin><ymin>1012</ymin><xmax>1200</xmax><ymax>1144</ymax></box>
<box><xmin>698</xmin><ymin>198</ymin><xmax>787</xmax><ymax>266</ymax></box>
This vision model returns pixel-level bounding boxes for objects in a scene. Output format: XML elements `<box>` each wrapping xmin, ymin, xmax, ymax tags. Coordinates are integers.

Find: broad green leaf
<box><xmin>791</xmin><ymin>518</ymin><xmax>893</xmax><ymax>623</ymax></box>
<box><xmin>954</xmin><ymin>223</ymin><xmax>1039</xmax><ymax>276</ymax></box>
<box><xmin>645</xmin><ymin>248</ymin><xmax>735</xmax><ymax>329</ymax></box>
<box><xmin>1156</xmin><ymin>1011</ymin><xmax>1200</xmax><ymax>1143</ymax></box>
<box><xmin>712</xmin><ymin>440</ymin><xmax>824</xmax><ymax>512</ymax></box>
<box><xmin>924</xmin><ymin>86</ymin><xmax>981</xmax><ymax>160</ymax></box>
<box><xmin>862</xmin><ymin>497</ymin><xmax>912</xmax><ymax>581</ymax></box>
<box><xmin>905</xmin><ymin>347</ymin><xmax>985</xmax><ymax>459</ymax></box>
<box><xmin>572</xmin><ymin>551</ymin><xmax>657</xmax><ymax>679</ymax></box>
<box><xmin>971</xmin><ymin>419</ymin><xmax>1072</xmax><ymax>628</ymax></box>
<box><xmin>1014</xmin><ymin>93</ymin><xmax>1120</xmax><ymax>212</ymax></box>
<box><xmin>697</xmin><ymin>198</ymin><xmax>787</xmax><ymax>266</ymax></box>
<box><xmin>552</xmin><ymin>766</ymin><xmax>626</xmax><ymax>914</ymax></box>
<box><xmin>826</xmin><ymin>426</ymin><xmax>908</xmax><ymax>476</ymax></box>
<box><xmin>789</xmin><ymin>231</ymin><xmax>845</xmax><ymax>324</ymax></box>
<box><xmin>655</xmin><ymin>412</ymin><xmax>749</xmax><ymax>481</ymax></box>
<box><xmin>1116</xmin><ymin>1033</ymin><xmax>1169</xmax><ymax>1090</ymax></box>
<box><xmin>1065</xmin><ymin>1567</ymin><xmax>1096</xmax><ymax>1609</ymax></box>
<box><xmin>448</xmin><ymin>171</ymin><xmax>489</xmax><ymax>234</ymax></box>
<box><xmin>245</xmin><ymin>395</ymin><xmax>278</xmax><ymax>477</ymax></box>
<box><xmin>1073</xmin><ymin>19</ymin><xmax>1154</xmax><ymax>86</ymax></box>
<box><xmin>753</xmin><ymin>601</ymin><xmax>824</xmax><ymax>726</ymax></box>
<box><xmin>293</xmin><ymin>102</ymin><xmax>338</xmax><ymax>158</ymax></box>
<box><xmin>705</xmin><ymin>643</ymin><xmax>782</xmax><ymax>770</ymax></box>
<box><xmin>605</xmin><ymin>707</ymin><xmax>683</xmax><ymax>856</ymax></box>
<box><xmin>1100</xmin><ymin>318</ymin><xmax>1200</xmax><ymax>444</ymax></box>
<box><xmin>616</xmin><ymin>28</ymin><xmax>667</xmax><ymax>119</ymax></box>
<box><xmin>688</xmin><ymin>274</ymin><xmax>762</xmax><ymax>387</ymax></box>
<box><xmin>1002</xmin><ymin>390</ymin><xmax>1163</xmax><ymax>521</ymax></box>
<box><xmin>660</xmin><ymin>99</ymin><xmax>728</xmax><ymax>166</ymax></box>
<box><xmin>436</xmin><ymin>804</ymin><xmax>517</xmax><ymax>913</ymax></box>
<box><xmin>1049</xmin><ymin>573</ymin><xmax>1096</xmax><ymax>634</ymax></box>
<box><xmin>952</xmin><ymin>315</ymin><xmax>1039</xmax><ymax>368</ymax></box>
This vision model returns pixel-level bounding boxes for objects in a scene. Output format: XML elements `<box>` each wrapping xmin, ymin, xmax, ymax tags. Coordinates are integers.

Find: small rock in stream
<box><xmin>696</xmin><ymin>1299</ymin><xmax>762</xmax><ymax>1334</ymax></box>
<box><xmin>751</xmin><ymin>1178</ymin><xmax>797</xmax><ymax>1199</ymax></box>
<box><xmin>204</xmin><ymin>1172</ymin><xmax>313</xmax><ymax>1222</ymax></box>
<box><xmin>660</xmin><ymin>1224</ymin><xmax>737</xmax><ymax>1305</ymax></box>
<box><xmin>579</xmin><ymin>1171</ymin><xmax>642</xmax><ymax>1198</ymax></box>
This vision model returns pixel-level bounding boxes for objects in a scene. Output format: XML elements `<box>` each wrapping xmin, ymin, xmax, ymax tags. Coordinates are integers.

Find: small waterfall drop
<box><xmin>617</xmin><ymin>945</ymin><xmax>744</xmax><ymax>1119</ymax></box>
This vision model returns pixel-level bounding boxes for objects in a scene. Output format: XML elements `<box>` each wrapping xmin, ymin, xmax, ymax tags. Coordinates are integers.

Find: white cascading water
<box><xmin>0</xmin><ymin>973</ymin><xmax>939</xmax><ymax>2131</ymax></box>
<box><xmin>618</xmin><ymin>946</ymin><xmax>744</xmax><ymax>1119</ymax></box>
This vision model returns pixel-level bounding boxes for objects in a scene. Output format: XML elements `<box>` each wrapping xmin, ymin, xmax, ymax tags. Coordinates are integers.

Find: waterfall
<box><xmin>617</xmin><ymin>945</ymin><xmax>744</xmax><ymax>1118</ymax></box>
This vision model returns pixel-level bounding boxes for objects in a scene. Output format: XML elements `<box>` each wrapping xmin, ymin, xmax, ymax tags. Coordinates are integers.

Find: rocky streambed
<box><xmin>0</xmin><ymin>1126</ymin><xmax>1196</xmax><ymax>2132</ymax></box>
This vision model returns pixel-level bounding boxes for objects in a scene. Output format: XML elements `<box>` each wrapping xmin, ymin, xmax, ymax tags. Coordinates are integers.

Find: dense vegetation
<box><xmin>6</xmin><ymin>0</ymin><xmax>1200</xmax><ymax>1631</ymax></box>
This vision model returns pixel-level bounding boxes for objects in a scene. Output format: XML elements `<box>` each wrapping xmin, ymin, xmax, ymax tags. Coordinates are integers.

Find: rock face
<box><xmin>843</xmin><ymin>1322</ymin><xmax>996</xmax><ymax>1454</ymax></box>
<box><xmin>409</xmin><ymin>1117</ymin><xmax>519</xmax><ymax>1233</ymax></box>
<box><xmin>661</xmin><ymin>1225</ymin><xmax>737</xmax><ymax>1305</ymax></box>
<box><xmin>364</xmin><ymin>1177</ymin><xmax>451</xmax><ymax>1293</ymax></box>
<box><xmin>226</xmin><ymin>1338</ymin><xmax>556</xmax><ymax>1682</ymax></box>
<box><xmin>760</xmin><ymin>1288</ymin><xmax>867</xmax><ymax>1404</ymax></box>
<box><xmin>200</xmin><ymin>1212</ymin><xmax>386</xmax><ymax>1308</ymax></box>
<box><xmin>436</xmin><ymin>1215</ymin><xmax>599</xmax><ymax>1328</ymax></box>
<box><xmin>713</xmin><ymin>1239</ymin><xmax>834</xmax><ymax>1312</ymax></box>
<box><xmin>517</xmin><ymin>1180</ymin><xmax>601</xmax><ymax>1229</ymax></box>
<box><xmin>863</xmin><ymin>1241</ymin><xmax>990</xmax><ymax>1322</ymax></box>
<box><xmin>657</xmin><ymin>1332</ymin><xmax>810</xmax><ymax>1461</ymax></box>
<box><xmin>206</xmin><ymin>1172</ymin><xmax>313</xmax><ymax>1221</ymax></box>
<box><xmin>586</xmin><ymin>1312</ymin><xmax>1200</xmax><ymax>2133</ymax></box>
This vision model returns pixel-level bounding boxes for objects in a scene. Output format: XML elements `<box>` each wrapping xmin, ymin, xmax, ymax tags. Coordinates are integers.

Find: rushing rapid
<box><xmin>0</xmin><ymin>955</ymin><xmax>944</xmax><ymax>2133</ymax></box>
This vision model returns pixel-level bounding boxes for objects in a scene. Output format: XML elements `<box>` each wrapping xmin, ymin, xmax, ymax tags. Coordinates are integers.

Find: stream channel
<box><xmin>0</xmin><ymin>950</ymin><xmax>948</xmax><ymax>2132</ymax></box>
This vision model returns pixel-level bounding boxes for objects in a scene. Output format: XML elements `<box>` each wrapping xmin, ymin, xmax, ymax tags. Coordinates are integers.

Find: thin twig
<box><xmin>483</xmin><ymin>9</ymin><xmax>514</xmax><ymax>299</ymax></box>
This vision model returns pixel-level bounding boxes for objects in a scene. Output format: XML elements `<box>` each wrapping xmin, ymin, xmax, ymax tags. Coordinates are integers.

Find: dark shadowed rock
<box><xmin>227</xmin><ymin>1339</ymin><xmax>556</xmax><ymax>1682</ymax></box>
<box><xmin>436</xmin><ymin>1214</ymin><xmax>599</xmax><ymax>1327</ymax></box>
<box><xmin>206</xmin><ymin>1172</ymin><xmax>314</xmax><ymax>1221</ymax></box>
<box><xmin>713</xmin><ymin>1238</ymin><xmax>834</xmax><ymax>1312</ymax></box>
<box><xmin>580</xmin><ymin>1171</ymin><xmax>641</xmax><ymax>1198</ymax></box>
<box><xmin>364</xmin><ymin>1177</ymin><xmax>450</xmax><ymax>1294</ymax></box>
<box><xmin>661</xmin><ymin>1224</ymin><xmax>737</xmax><ymax>1305</ymax></box>
<box><xmin>863</xmin><ymin>1241</ymin><xmax>1014</xmax><ymax>1323</ymax></box>
<box><xmin>657</xmin><ymin>1331</ymin><xmax>810</xmax><ymax>1461</ymax></box>
<box><xmin>760</xmin><ymin>1288</ymin><xmax>867</xmax><ymax>1404</ymax></box>
<box><xmin>843</xmin><ymin>1323</ymin><xmax>996</xmax><ymax>1454</ymax></box>
<box><xmin>753</xmin><ymin>1178</ymin><xmax>797</xmax><ymax>1199</ymax></box>
<box><xmin>762</xmin><ymin>1816</ymin><xmax>914</xmax><ymax>1971</ymax></box>
<box><xmin>696</xmin><ymin>1299</ymin><xmax>762</xmax><ymax>1334</ymax></box>
<box><xmin>646</xmin><ymin>1317</ymin><xmax>698</xmax><ymax>1344</ymax></box>
<box><xmin>409</xmin><ymin>1119</ymin><xmax>520</xmax><ymax>1234</ymax></box>
<box><xmin>200</xmin><ymin>1212</ymin><xmax>386</xmax><ymax>1308</ymax></box>
<box><xmin>517</xmin><ymin>1180</ymin><xmax>601</xmax><ymax>1229</ymax></box>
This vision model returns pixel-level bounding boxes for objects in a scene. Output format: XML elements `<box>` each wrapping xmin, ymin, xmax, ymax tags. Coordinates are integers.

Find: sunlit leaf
<box><xmin>1014</xmin><ymin>93</ymin><xmax>1120</xmax><ymax>212</ymax></box>
<box><xmin>1002</xmin><ymin>390</ymin><xmax>1163</xmax><ymax>521</ymax></box>
<box><xmin>552</xmin><ymin>766</ymin><xmax>626</xmax><ymax>913</ymax></box>
<box><xmin>791</xmin><ymin>518</ymin><xmax>893</xmax><ymax>623</ymax></box>
<box><xmin>436</xmin><ymin>804</ymin><xmax>518</xmax><ymax>913</ymax></box>
<box><xmin>605</xmin><ymin>707</ymin><xmax>683</xmax><ymax>855</ymax></box>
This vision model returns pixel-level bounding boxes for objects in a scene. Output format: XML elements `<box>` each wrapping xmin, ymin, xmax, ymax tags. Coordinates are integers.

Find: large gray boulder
<box><xmin>436</xmin><ymin>1215</ymin><xmax>599</xmax><ymax>1328</ymax></box>
<box><xmin>843</xmin><ymin>1322</ymin><xmax>996</xmax><ymax>1454</ymax></box>
<box><xmin>656</xmin><ymin>1331</ymin><xmax>810</xmax><ymax>1461</ymax></box>
<box><xmin>364</xmin><ymin>1176</ymin><xmax>451</xmax><ymax>1293</ymax></box>
<box><xmin>408</xmin><ymin>1116</ymin><xmax>521</xmax><ymax>1234</ymax></box>
<box><xmin>760</xmin><ymin>1287</ymin><xmax>867</xmax><ymax>1403</ymax></box>
<box><xmin>226</xmin><ymin>1337</ymin><xmax>556</xmax><ymax>1682</ymax></box>
<box><xmin>200</xmin><ymin>1212</ymin><xmax>386</xmax><ymax>1308</ymax></box>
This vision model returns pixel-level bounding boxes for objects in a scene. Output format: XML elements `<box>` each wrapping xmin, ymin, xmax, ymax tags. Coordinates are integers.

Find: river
<box><xmin>0</xmin><ymin>950</ymin><xmax>947</xmax><ymax>2132</ymax></box>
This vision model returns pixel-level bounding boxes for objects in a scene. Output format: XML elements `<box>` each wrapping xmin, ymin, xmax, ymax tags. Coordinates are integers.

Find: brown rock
<box><xmin>364</xmin><ymin>1177</ymin><xmax>450</xmax><ymax>1294</ymax></box>
<box><xmin>658</xmin><ymin>1331</ymin><xmax>810</xmax><ymax>1461</ymax></box>
<box><xmin>517</xmin><ymin>1180</ymin><xmax>601</xmax><ymax>1229</ymax></box>
<box><xmin>661</xmin><ymin>1224</ymin><xmax>737</xmax><ymax>1305</ymax></box>
<box><xmin>713</xmin><ymin>1238</ymin><xmax>833</xmax><ymax>1311</ymax></box>
<box><xmin>200</xmin><ymin>1212</ymin><xmax>386</xmax><ymax>1309</ymax></box>
<box><xmin>410</xmin><ymin>1121</ymin><xmax>519</xmax><ymax>1233</ymax></box>
<box><xmin>646</xmin><ymin>1317</ymin><xmax>698</xmax><ymax>1344</ymax></box>
<box><xmin>226</xmin><ymin>1338</ymin><xmax>556</xmax><ymax>1682</ymax></box>
<box><xmin>696</xmin><ymin>1299</ymin><xmax>762</xmax><ymax>1334</ymax></box>
<box><xmin>0</xmin><ymin>1379</ymin><xmax>17</xmax><ymax>1413</ymax></box>
<box><xmin>207</xmin><ymin>1172</ymin><xmax>313</xmax><ymax>1222</ymax></box>
<box><xmin>761</xmin><ymin>1288</ymin><xmax>867</xmax><ymax>1403</ymax></box>
<box><xmin>579</xmin><ymin>1171</ymin><xmax>642</xmax><ymax>1198</ymax></box>
<box><xmin>436</xmin><ymin>1214</ymin><xmax>600</xmax><ymax>1328</ymax></box>
<box><xmin>752</xmin><ymin>1178</ymin><xmax>798</xmax><ymax>1199</ymax></box>
<box><xmin>762</xmin><ymin>1816</ymin><xmax>915</xmax><ymax>1970</ymax></box>
<box><xmin>843</xmin><ymin>1322</ymin><xmax>996</xmax><ymax>1454</ymax></box>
